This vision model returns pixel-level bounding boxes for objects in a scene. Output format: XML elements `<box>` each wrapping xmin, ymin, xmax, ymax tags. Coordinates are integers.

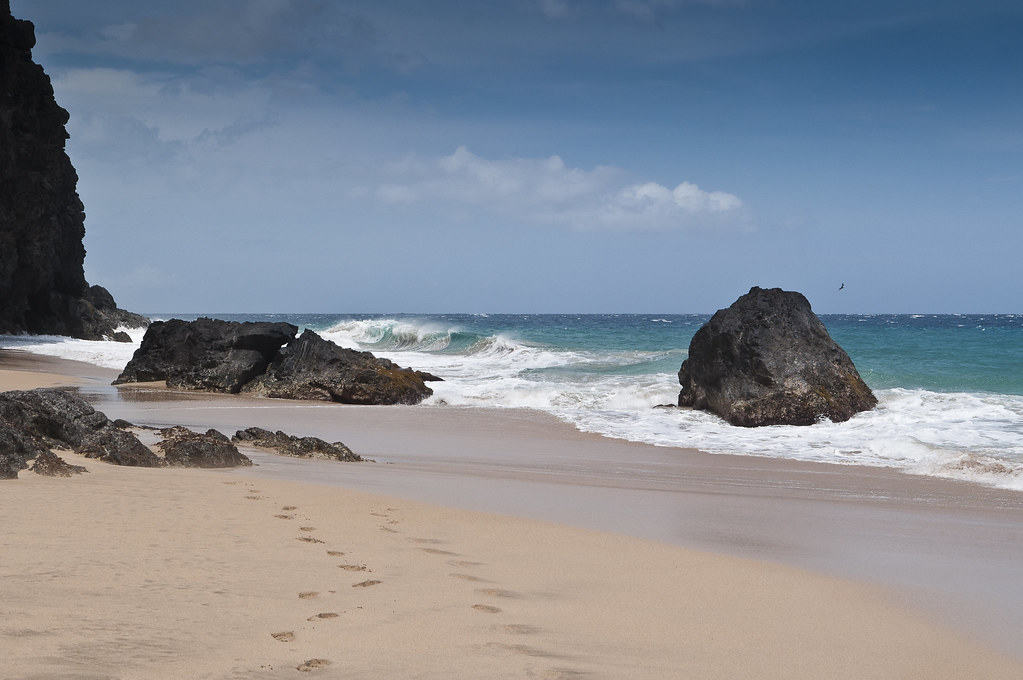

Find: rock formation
<box><xmin>29</xmin><ymin>449</ymin><xmax>87</xmax><ymax>476</ymax></box>
<box><xmin>0</xmin><ymin>2</ymin><xmax>146</xmax><ymax>339</ymax></box>
<box><xmin>677</xmin><ymin>287</ymin><xmax>877</xmax><ymax>427</ymax></box>
<box><xmin>0</xmin><ymin>387</ymin><xmax>253</xmax><ymax>478</ymax></box>
<box><xmin>243</xmin><ymin>330</ymin><xmax>433</xmax><ymax>405</ymax></box>
<box><xmin>158</xmin><ymin>428</ymin><xmax>251</xmax><ymax>468</ymax></box>
<box><xmin>114</xmin><ymin>320</ymin><xmax>435</xmax><ymax>405</ymax></box>
<box><xmin>233</xmin><ymin>426</ymin><xmax>361</xmax><ymax>462</ymax></box>
<box><xmin>113</xmin><ymin>318</ymin><xmax>298</xmax><ymax>392</ymax></box>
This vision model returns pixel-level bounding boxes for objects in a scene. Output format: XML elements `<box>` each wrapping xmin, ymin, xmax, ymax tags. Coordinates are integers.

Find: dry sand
<box><xmin>3</xmin><ymin>452</ymin><xmax>1021</xmax><ymax>680</ymax></box>
<box><xmin>2</xmin><ymin>356</ymin><xmax>1022</xmax><ymax>678</ymax></box>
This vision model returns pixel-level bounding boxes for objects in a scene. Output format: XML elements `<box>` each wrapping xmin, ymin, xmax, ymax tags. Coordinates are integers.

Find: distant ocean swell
<box><xmin>2</xmin><ymin>314</ymin><xmax>1021</xmax><ymax>491</ymax></box>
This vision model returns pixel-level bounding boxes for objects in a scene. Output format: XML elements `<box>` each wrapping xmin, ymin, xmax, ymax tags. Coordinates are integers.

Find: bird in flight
<box><xmin>838</xmin><ymin>282</ymin><xmax>845</xmax><ymax>291</ymax></box>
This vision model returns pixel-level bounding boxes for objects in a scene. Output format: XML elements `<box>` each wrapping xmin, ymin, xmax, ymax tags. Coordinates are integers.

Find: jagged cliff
<box><xmin>0</xmin><ymin>1</ymin><xmax>145</xmax><ymax>339</ymax></box>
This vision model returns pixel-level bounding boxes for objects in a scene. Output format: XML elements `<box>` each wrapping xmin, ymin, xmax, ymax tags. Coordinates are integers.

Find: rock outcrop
<box><xmin>0</xmin><ymin>3</ymin><xmax>146</xmax><ymax>339</ymax></box>
<box><xmin>243</xmin><ymin>330</ymin><xmax>433</xmax><ymax>405</ymax></box>
<box><xmin>677</xmin><ymin>287</ymin><xmax>877</xmax><ymax>427</ymax></box>
<box><xmin>233</xmin><ymin>426</ymin><xmax>361</xmax><ymax>462</ymax></box>
<box><xmin>0</xmin><ymin>387</ymin><xmax>154</xmax><ymax>474</ymax></box>
<box><xmin>113</xmin><ymin>318</ymin><xmax>298</xmax><ymax>392</ymax></box>
<box><xmin>0</xmin><ymin>387</ymin><xmax>259</xmax><ymax>478</ymax></box>
<box><xmin>114</xmin><ymin>321</ymin><xmax>435</xmax><ymax>405</ymax></box>
<box><xmin>78</xmin><ymin>427</ymin><xmax>162</xmax><ymax>467</ymax></box>
<box><xmin>158</xmin><ymin>428</ymin><xmax>251</xmax><ymax>468</ymax></box>
<box><xmin>30</xmin><ymin>449</ymin><xmax>87</xmax><ymax>476</ymax></box>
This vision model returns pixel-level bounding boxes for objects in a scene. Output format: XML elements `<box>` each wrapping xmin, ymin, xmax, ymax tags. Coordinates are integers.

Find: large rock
<box><xmin>242</xmin><ymin>330</ymin><xmax>433</xmax><ymax>405</ymax></box>
<box><xmin>233</xmin><ymin>426</ymin><xmax>361</xmax><ymax>462</ymax></box>
<box><xmin>158</xmin><ymin>428</ymin><xmax>252</xmax><ymax>468</ymax></box>
<box><xmin>0</xmin><ymin>4</ymin><xmax>145</xmax><ymax>339</ymax></box>
<box><xmin>113</xmin><ymin>318</ymin><xmax>298</xmax><ymax>392</ymax></box>
<box><xmin>0</xmin><ymin>387</ymin><xmax>161</xmax><ymax>471</ymax></box>
<box><xmin>677</xmin><ymin>287</ymin><xmax>877</xmax><ymax>427</ymax></box>
<box><xmin>77</xmin><ymin>427</ymin><xmax>162</xmax><ymax>467</ymax></box>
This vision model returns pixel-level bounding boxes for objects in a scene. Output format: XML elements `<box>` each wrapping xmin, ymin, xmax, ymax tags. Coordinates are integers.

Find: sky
<box><xmin>12</xmin><ymin>0</ymin><xmax>1023</xmax><ymax>313</ymax></box>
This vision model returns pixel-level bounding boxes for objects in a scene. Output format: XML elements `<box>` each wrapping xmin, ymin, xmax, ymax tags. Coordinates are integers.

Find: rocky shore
<box><xmin>0</xmin><ymin>386</ymin><xmax>362</xmax><ymax>480</ymax></box>
<box><xmin>114</xmin><ymin>318</ymin><xmax>436</xmax><ymax>405</ymax></box>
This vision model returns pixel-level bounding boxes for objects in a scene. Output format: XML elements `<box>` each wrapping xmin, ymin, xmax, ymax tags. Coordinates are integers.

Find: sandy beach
<box><xmin>2</xmin><ymin>350</ymin><xmax>1022</xmax><ymax>678</ymax></box>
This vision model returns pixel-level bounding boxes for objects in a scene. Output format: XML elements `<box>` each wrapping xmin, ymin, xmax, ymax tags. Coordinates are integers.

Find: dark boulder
<box><xmin>158</xmin><ymin>428</ymin><xmax>252</xmax><ymax>468</ymax></box>
<box><xmin>77</xmin><ymin>427</ymin><xmax>162</xmax><ymax>467</ymax></box>
<box><xmin>415</xmin><ymin>371</ymin><xmax>444</xmax><ymax>382</ymax></box>
<box><xmin>0</xmin><ymin>4</ymin><xmax>146</xmax><ymax>339</ymax></box>
<box><xmin>242</xmin><ymin>330</ymin><xmax>433</xmax><ymax>405</ymax></box>
<box><xmin>30</xmin><ymin>449</ymin><xmax>87</xmax><ymax>476</ymax></box>
<box><xmin>233</xmin><ymin>426</ymin><xmax>361</xmax><ymax>462</ymax></box>
<box><xmin>0</xmin><ymin>388</ymin><xmax>108</xmax><ymax>449</ymax></box>
<box><xmin>113</xmin><ymin>318</ymin><xmax>298</xmax><ymax>393</ymax></box>
<box><xmin>677</xmin><ymin>287</ymin><xmax>877</xmax><ymax>427</ymax></box>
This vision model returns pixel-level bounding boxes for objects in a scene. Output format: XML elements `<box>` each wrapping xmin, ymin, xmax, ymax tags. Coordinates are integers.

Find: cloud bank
<box><xmin>374</xmin><ymin>146</ymin><xmax>748</xmax><ymax>231</ymax></box>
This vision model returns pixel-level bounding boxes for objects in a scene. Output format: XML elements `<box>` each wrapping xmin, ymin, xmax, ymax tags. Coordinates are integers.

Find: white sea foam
<box><xmin>0</xmin><ymin>326</ymin><xmax>145</xmax><ymax>370</ymax></box>
<box><xmin>319</xmin><ymin>318</ymin><xmax>1023</xmax><ymax>491</ymax></box>
<box><xmin>5</xmin><ymin>316</ymin><xmax>1021</xmax><ymax>491</ymax></box>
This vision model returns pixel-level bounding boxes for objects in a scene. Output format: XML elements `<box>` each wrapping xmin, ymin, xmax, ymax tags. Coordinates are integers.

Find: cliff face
<box><xmin>0</xmin><ymin>1</ymin><xmax>144</xmax><ymax>339</ymax></box>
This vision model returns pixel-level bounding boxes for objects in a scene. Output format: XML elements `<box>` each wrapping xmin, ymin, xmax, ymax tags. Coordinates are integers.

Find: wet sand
<box><xmin>3</xmin><ymin>353</ymin><xmax>1023</xmax><ymax>676</ymax></box>
<box><xmin>5</xmin><ymin>452</ymin><xmax>1021</xmax><ymax>679</ymax></box>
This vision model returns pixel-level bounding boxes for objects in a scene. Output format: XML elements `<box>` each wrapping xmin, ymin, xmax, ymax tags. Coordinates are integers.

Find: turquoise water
<box><xmin>193</xmin><ymin>312</ymin><xmax>1023</xmax><ymax>395</ymax></box>
<box><xmin>5</xmin><ymin>312</ymin><xmax>1021</xmax><ymax>488</ymax></box>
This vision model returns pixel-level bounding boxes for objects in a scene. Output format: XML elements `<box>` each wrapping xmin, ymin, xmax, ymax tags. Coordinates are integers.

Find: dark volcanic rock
<box><xmin>677</xmin><ymin>287</ymin><xmax>877</xmax><ymax>427</ymax></box>
<box><xmin>0</xmin><ymin>388</ymin><xmax>108</xmax><ymax>449</ymax></box>
<box><xmin>233</xmin><ymin>426</ymin><xmax>362</xmax><ymax>462</ymax></box>
<box><xmin>30</xmin><ymin>449</ymin><xmax>87</xmax><ymax>476</ymax></box>
<box><xmin>242</xmin><ymin>330</ymin><xmax>433</xmax><ymax>405</ymax></box>
<box><xmin>77</xmin><ymin>427</ymin><xmax>162</xmax><ymax>467</ymax></box>
<box><xmin>158</xmin><ymin>428</ymin><xmax>251</xmax><ymax>468</ymax></box>
<box><xmin>0</xmin><ymin>4</ymin><xmax>146</xmax><ymax>339</ymax></box>
<box><xmin>0</xmin><ymin>422</ymin><xmax>46</xmax><ymax>478</ymax></box>
<box><xmin>113</xmin><ymin>318</ymin><xmax>298</xmax><ymax>392</ymax></box>
<box><xmin>415</xmin><ymin>371</ymin><xmax>444</xmax><ymax>382</ymax></box>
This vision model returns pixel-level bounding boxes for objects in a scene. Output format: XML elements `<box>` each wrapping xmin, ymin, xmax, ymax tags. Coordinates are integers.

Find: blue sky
<box><xmin>14</xmin><ymin>0</ymin><xmax>1023</xmax><ymax>313</ymax></box>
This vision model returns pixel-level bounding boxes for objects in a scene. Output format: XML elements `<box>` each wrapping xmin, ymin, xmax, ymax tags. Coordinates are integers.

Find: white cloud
<box><xmin>373</xmin><ymin>146</ymin><xmax>748</xmax><ymax>231</ymax></box>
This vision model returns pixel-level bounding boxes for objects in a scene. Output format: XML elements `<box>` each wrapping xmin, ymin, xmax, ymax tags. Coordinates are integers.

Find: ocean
<box><xmin>3</xmin><ymin>312</ymin><xmax>1021</xmax><ymax>490</ymax></box>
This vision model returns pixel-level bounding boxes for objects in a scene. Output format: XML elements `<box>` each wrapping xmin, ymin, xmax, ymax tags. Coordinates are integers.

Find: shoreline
<box><xmin>3</xmin><ymin>349</ymin><xmax>1023</xmax><ymax>670</ymax></box>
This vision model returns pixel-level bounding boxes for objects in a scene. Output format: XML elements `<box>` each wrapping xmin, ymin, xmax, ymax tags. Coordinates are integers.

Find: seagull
<box><xmin>838</xmin><ymin>282</ymin><xmax>845</xmax><ymax>291</ymax></box>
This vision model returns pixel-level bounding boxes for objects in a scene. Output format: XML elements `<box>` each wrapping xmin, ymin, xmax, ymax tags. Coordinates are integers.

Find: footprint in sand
<box><xmin>477</xmin><ymin>588</ymin><xmax>522</xmax><ymax>599</ymax></box>
<box><xmin>299</xmin><ymin>526</ymin><xmax>316</xmax><ymax>532</ymax></box>
<box><xmin>449</xmin><ymin>573</ymin><xmax>489</xmax><ymax>582</ymax></box>
<box><xmin>297</xmin><ymin>536</ymin><xmax>325</xmax><ymax>544</ymax></box>
<box><xmin>296</xmin><ymin>659</ymin><xmax>331</xmax><ymax>672</ymax></box>
<box><xmin>282</xmin><ymin>505</ymin><xmax>297</xmax><ymax>511</ymax></box>
<box><xmin>338</xmin><ymin>564</ymin><xmax>369</xmax><ymax>572</ymax></box>
<box><xmin>352</xmin><ymin>580</ymin><xmax>381</xmax><ymax>588</ymax></box>
<box><xmin>307</xmin><ymin>612</ymin><xmax>339</xmax><ymax>621</ymax></box>
<box><xmin>420</xmin><ymin>548</ymin><xmax>458</xmax><ymax>556</ymax></box>
<box><xmin>326</xmin><ymin>550</ymin><xmax>345</xmax><ymax>557</ymax></box>
<box><xmin>369</xmin><ymin>512</ymin><xmax>388</xmax><ymax>518</ymax></box>
<box><xmin>271</xmin><ymin>631</ymin><xmax>295</xmax><ymax>642</ymax></box>
<box><xmin>501</xmin><ymin>624</ymin><xmax>542</xmax><ymax>635</ymax></box>
<box><xmin>379</xmin><ymin>526</ymin><xmax>399</xmax><ymax>533</ymax></box>
<box><xmin>486</xmin><ymin>642</ymin><xmax>562</xmax><ymax>659</ymax></box>
<box><xmin>298</xmin><ymin>591</ymin><xmax>319</xmax><ymax>599</ymax></box>
<box><xmin>273</xmin><ymin>514</ymin><xmax>294</xmax><ymax>520</ymax></box>
<box><xmin>409</xmin><ymin>537</ymin><xmax>444</xmax><ymax>544</ymax></box>
<box><xmin>448</xmin><ymin>556</ymin><xmax>482</xmax><ymax>568</ymax></box>
<box><xmin>244</xmin><ymin>495</ymin><xmax>262</xmax><ymax>500</ymax></box>
<box><xmin>472</xmin><ymin>604</ymin><xmax>501</xmax><ymax>614</ymax></box>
